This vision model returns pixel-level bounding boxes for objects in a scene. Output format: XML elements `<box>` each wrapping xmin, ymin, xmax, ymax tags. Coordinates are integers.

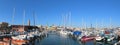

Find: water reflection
<box><xmin>35</xmin><ymin>31</ymin><xmax>80</xmax><ymax>45</ymax></box>
<box><xmin>34</xmin><ymin>31</ymin><xmax>116</xmax><ymax>45</ymax></box>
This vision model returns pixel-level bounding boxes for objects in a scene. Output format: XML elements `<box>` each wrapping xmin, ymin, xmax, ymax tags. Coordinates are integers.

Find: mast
<box><xmin>110</xmin><ymin>17</ymin><xmax>112</xmax><ymax>29</ymax></box>
<box><xmin>95</xmin><ymin>19</ymin><xmax>98</xmax><ymax>30</ymax></box>
<box><xmin>101</xmin><ymin>19</ymin><xmax>103</xmax><ymax>30</ymax></box>
<box><xmin>63</xmin><ymin>13</ymin><xmax>67</xmax><ymax>29</ymax></box>
<box><xmin>23</xmin><ymin>10</ymin><xmax>25</xmax><ymax>30</ymax></box>
<box><xmin>69</xmin><ymin>11</ymin><xmax>71</xmax><ymax>27</ymax></box>
<box><xmin>62</xmin><ymin>14</ymin><xmax>65</xmax><ymax>29</ymax></box>
<box><xmin>81</xmin><ymin>18</ymin><xmax>84</xmax><ymax>30</ymax></box>
<box><xmin>61</xmin><ymin>14</ymin><xmax>63</xmax><ymax>27</ymax></box>
<box><xmin>65</xmin><ymin>13</ymin><xmax>68</xmax><ymax>27</ymax></box>
<box><xmin>33</xmin><ymin>11</ymin><xmax>35</xmax><ymax>26</ymax></box>
<box><xmin>12</xmin><ymin>8</ymin><xmax>15</xmax><ymax>25</ymax></box>
<box><xmin>64</xmin><ymin>14</ymin><xmax>66</xmax><ymax>29</ymax></box>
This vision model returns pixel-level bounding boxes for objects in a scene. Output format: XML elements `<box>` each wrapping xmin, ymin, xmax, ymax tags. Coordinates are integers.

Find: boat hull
<box><xmin>80</xmin><ymin>36</ymin><xmax>94</xmax><ymax>42</ymax></box>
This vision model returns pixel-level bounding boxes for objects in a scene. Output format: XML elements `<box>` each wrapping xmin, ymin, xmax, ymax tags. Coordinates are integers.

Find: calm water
<box><xmin>34</xmin><ymin>31</ymin><xmax>116</xmax><ymax>45</ymax></box>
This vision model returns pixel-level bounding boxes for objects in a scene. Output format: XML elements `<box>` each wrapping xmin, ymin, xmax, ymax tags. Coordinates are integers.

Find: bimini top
<box><xmin>73</xmin><ymin>31</ymin><xmax>82</xmax><ymax>35</ymax></box>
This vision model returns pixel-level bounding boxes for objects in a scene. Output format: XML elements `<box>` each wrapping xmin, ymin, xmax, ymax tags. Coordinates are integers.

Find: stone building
<box><xmin>0</xmin><ymin>22</ymin><xmax>9</xmax><ymax>30</ymax></box>
<box><xmin>10</xmin><ymin>25</ymin><xmax>39</xmax><ymax>32</ymax></box>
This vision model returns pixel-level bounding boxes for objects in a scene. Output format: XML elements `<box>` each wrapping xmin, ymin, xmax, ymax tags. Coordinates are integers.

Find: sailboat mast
<box><xmin>110</xmin><ymin>17</ymin><xmax>112</xmax><ymax>29</ymax></box>
<box><xmin>62</xmin><ymin>14</ymin><xmax>65</xmax><ymax>29</ymax></box>
<box><xmin>101</xmin><ymin>19</ymin><xmax>103</xmax><ymax>30</ymax></box>
<box><xmin>61</xmin><ymin>14</ymin><xmax>63</xmax><ymax>27</ymax></box>
<box><xmin>69</xmin><ymin>12</ymin><xmax>71</xmax><ymax>27</ymax></box>
<box><xmin>81</xmin><ymin>18</ymin><xmax>83</xmax><ymax>30</ymax></box>
<box><xmin>23</xmin><ymin>10</ymin><xmax>25</xmax><ymax>30</ymax></box>
<box><xmin>33</xmin><ymin>11</ymin><xmax>35</xmax><ymax>26</ymax></box>
<box><xmin>95</xmin><ymin>19</ymin><xmax>98</xmax><ymax>30</ymax></box>
<box><xmin>12</xmin><ymin>8</ymin><xmax>15</xmax><ymax>25</ymax></box>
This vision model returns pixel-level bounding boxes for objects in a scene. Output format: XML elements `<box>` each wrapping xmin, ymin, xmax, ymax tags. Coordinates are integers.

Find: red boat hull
<box><xmin>80</xmin><ymin>36</ymin><xmax>94</xmax><ymax>42</ymax></box>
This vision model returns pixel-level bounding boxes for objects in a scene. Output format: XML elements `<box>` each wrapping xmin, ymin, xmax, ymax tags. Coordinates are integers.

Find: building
<box><xmin>0</xmin><ymin>22</ymin><xmax>8</xmax><ymax>28</ymax></box>
<box><xmin>10</xmin><ymin>25</ymin><xmax>39</xmax><ymax>32</ymax></box>
<box><xmin>0</xmin><ymin>22</ymin><xmax>9</xmax><ymax>30</ymax></box>
<box><xmin>48</xmin><ymin>25</ymin><xmax>57</xmax><ymax>30</ymax></box>
<box><xmin>10</xmin><ymin>20</ymin><xmax>40</xmax><ymax>32</ymax></box>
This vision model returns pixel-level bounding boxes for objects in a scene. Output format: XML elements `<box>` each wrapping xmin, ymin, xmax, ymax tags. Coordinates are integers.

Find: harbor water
<box><xmin>35</xmin><ymin>31</ymin><xmax>80</xmax><ymax>45</ymax></box>
<box><xmin>33</xmin><ymin>31</ymin><xmax>118</xmax><ymax>45</ymax></box>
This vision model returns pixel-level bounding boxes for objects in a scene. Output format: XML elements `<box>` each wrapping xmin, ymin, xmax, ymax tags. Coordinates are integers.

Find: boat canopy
<box><xmin>73</xmin><ymin>31</ymin><xmax>82</xmax><ymax>36</ymax></box>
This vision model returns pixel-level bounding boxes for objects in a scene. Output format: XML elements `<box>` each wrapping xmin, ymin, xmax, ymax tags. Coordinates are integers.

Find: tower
<box><xmin>28</xmin><ymin>20</ymin><xmax>30</xmax><ymax>26</ymax></box>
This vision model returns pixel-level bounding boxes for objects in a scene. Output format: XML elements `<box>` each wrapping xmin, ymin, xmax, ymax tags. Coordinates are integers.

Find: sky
<box><xmin>0</xmin><ymin>0</ymin><xmax>120</xmax><ymax>27</ymax></box>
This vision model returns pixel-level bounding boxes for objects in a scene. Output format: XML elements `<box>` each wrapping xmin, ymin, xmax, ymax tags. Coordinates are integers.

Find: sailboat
<box><xmin>12</xmin><ymin>10</ymin><xmax>28</xmax><ymax>42</ymax></box>
<box><xmin>59</xmin><ymin>13</ymin><xmax>68</xmax><ymax>36</ymax></box>
<box><xmin>60</xmin><ymin>28</ymin><xmax>68</xmax><ymax>36</ymax></box>
<box><xmin>104</xmin><ymin>30</ymin><xmax>115</xmax><ymax>42</ymax></box>
<box><xmin>103</xmin><ymin>18</ymin><xmax>115</xmax><ymax>42</ymax></box>
<box><xmin>95</xmin><ymin>20</ymin><xmax>104</xmax><ymax>42</ymax></box>
<box><xmin>80</xmin><ymin>19</ymin><xmax>95</xmax><ymax>42</ymax></box>
<box><xmin>12</xmin><ymin>34</ymin><xmax>27</xmax><ymax>41</ymax></box>
<box><xmin>95</xmin><ymin>30</ymin><xmax>104</xmax><ymax>42</ymax></box>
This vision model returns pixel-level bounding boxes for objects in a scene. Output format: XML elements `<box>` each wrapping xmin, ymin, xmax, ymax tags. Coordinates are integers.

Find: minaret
<box><xmin>28</xmin><ymin>20</ymin><xmax>30</xmax><ymax>26</ymax></box>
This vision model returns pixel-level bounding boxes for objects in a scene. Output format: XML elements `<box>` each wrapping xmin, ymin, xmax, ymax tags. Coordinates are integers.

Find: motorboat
<box><xmin>59</xmin><ymin>29</ymin><xmax>68</xmax><ymax>36</ymax></box>
<box><xmin>95</xmin><ymin>35</ymin><xmax>104</xmax><ymax>42</ymax></box>
<box><xmin>12</xmin><ymin>34</ymin><xmax>27</xmax><ymax>42</ymax></box>
<box><xmin>73</xmin><ymin>31</ymin><xmax>82</xmax><ymax>37</ymax></box>
<box><xmin>77</xmin><ymin>34</ymin><xmax>84</xmax><ymax>40</ymax></box>
<box><xmin>80</xmin><ymin>36</ymin><xmax>95</xmax><ymax>42</ymax></box>
<box><xmin>72</xmin><ymin>31</ymin><xmax>82</xmax><ymax>40</ymax></box>
<box><xmin>104</xmin><ymin>30</ymin><xmax>115</xmax><ymax>42</ymax></box>
<box><xmin>114</xmin><ymin>41</ymin><xmax>120</xmax><ymax>45</ymax></box>
<box><xmin>66</xmin><ymin>30</ymin><xmax>73</xmax><ymax>36</ymax></box>
<box><xmin>104</xmin><ymin>34</ymin><xmax>114</xmax><ymax>42</ymax></box>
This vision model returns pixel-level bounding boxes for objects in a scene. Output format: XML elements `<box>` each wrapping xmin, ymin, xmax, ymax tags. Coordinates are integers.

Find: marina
<box><xmin>0</xmin><ymin>19</ymin><xmax>120</xmax><ymax>45</ymax></box>
<box><xmin>0</xmin><ymin>0</ymin><xmax>120</xmax><ymax>45</ymax></box>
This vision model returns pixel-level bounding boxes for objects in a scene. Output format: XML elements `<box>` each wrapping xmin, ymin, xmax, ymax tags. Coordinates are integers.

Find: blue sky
<box><xmin>0</xmin><ymin>0</ymin><xmax>120</xmax><ymax>27</ymax></box>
